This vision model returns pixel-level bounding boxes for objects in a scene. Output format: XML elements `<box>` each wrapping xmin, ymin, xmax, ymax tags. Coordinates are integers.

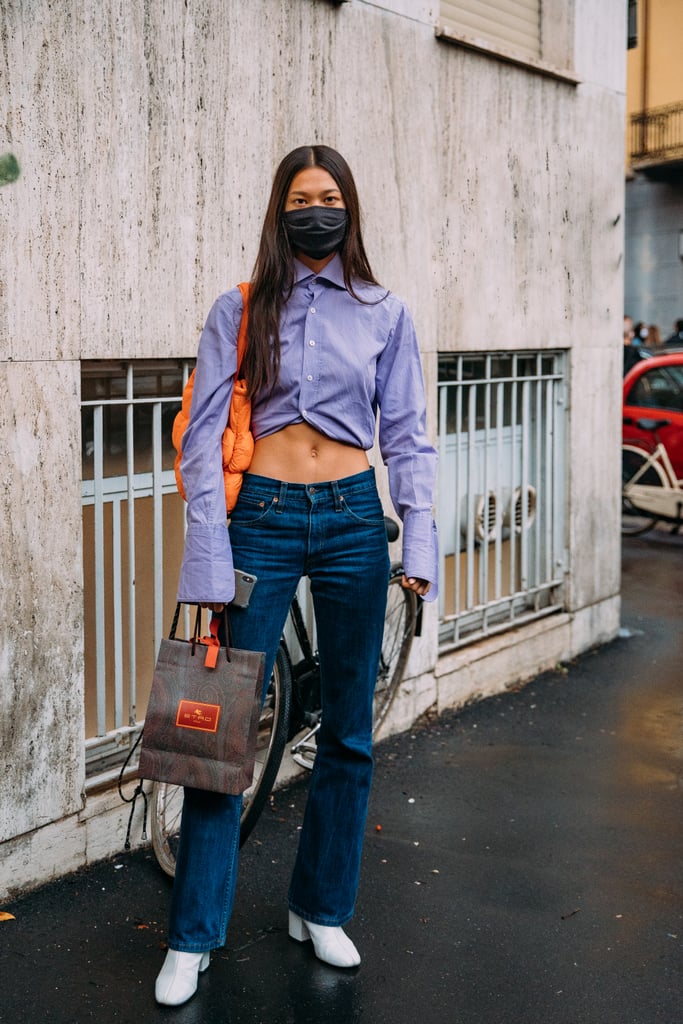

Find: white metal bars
<box><xmin>437</xmin><ymin>352</ymin><xmax>567</xmax><ymax>650</ymax></box>
<box><xmin>81</xmin><ymin>360</ymin><xmax>192</xmax><ymax>782</ymax></box>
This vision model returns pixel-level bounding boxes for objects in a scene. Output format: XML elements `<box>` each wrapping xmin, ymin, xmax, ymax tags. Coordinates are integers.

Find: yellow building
<box><xmin>625</xmin><ymin>0</ymin><xmax>683</xmax><ymax>340</ymax></box>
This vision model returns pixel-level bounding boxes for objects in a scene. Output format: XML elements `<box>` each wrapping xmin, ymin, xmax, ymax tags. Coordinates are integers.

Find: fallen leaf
<box><xmin>0</xmin><ymin>912</ymin><xmax>16</xmax><ymax>922</ymax></box>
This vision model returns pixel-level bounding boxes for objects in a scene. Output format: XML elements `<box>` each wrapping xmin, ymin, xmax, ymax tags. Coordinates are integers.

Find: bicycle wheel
<box><xmin>373</xmin><ymin>567</ymin><xmax>418</xmax><ymax>735</ymax></box>
<box><xmin>150</xmin><ymin>642</ymin><xmax>293</xmax><ymax>877</ymax></box>
<box><xmin>151</xmin><ymin>780</ymin><xmax>183</xmax><ymax>878</ymax></box>
<box><xmin>622</xmin><ymin>445</ymin><xmax>663</xmax><ymax>536</ymax></box>
<box><xmin>239</xmin><ymin>641</ymin><xmax>292</xmax><ymax>846</ymax></box>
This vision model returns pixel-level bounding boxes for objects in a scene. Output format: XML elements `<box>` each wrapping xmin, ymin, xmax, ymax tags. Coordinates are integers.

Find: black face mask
<box><xmin>283</xmin><ymin>207</ymin><xmax>348</xmax><ymax>260</ymax></box>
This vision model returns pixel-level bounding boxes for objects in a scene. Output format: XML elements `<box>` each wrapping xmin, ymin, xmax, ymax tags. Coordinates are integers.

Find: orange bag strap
<box><xmin>201</xmin><ymin>610</ymin><xmax>234</xmax><ymax>668</ymax></box>
<box><xmin>202</xmin><ymin>615</ymin><xmax>221</xmax><ymax>668</ymax></box>
<box><xmin>235</xmin><ymin>281</ymin><xmax>250</xmax><ymax>379</ymax></box>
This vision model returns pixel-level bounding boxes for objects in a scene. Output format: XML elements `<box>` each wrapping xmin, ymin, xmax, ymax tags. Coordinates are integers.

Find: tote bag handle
<box><xmin>168</xmin><ymin>603</ymin><xmax>233</xmax><ymax>664</ymax></box>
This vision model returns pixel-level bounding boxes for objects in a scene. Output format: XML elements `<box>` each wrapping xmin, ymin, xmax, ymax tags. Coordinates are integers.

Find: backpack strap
<box><xmin>235</xmin><ymin>282</ymin><xmax>250</xmax><ymax>379</ymax></box>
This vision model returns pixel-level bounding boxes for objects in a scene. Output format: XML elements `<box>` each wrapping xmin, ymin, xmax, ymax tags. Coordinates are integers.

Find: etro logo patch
<box><xmin>175</xmin><ymin>700</ymin><xmax>221</xmax><ymax>733</ymax></box>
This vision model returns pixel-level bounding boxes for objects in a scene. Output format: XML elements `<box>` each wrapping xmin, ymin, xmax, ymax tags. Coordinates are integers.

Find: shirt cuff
<box><xmin>177</xmin><ymin>522</ymin><xmax>235</xmax><ymax>604</ymax></box>
<box><xmin>401</xmin><ymin>510</ymin><xmax>439</xmax><ymax>603</ymax></box>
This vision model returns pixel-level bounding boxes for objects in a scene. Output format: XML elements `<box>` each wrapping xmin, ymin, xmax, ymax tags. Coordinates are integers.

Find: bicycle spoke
<box><xmin>373</xmin><ymin>571</ymin><xmax>417</xmax><ymax>734</ymax></box>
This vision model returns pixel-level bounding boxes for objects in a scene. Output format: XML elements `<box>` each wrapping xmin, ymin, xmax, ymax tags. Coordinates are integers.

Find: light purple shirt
<box><xmin>177</xmin><ymin>255</ymin><xmax>438</xmax><ymax>603</ymax></box>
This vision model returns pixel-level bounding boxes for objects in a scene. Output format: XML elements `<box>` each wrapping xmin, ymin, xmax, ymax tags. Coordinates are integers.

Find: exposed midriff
<box><xmin>248</xmin><ymin>422</ymin><xmax>370</xmax><ymax>483</ymax></box>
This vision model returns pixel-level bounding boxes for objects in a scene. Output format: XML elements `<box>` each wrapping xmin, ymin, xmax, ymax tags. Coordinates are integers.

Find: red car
<box><xmin>623</xmin><ymin>351</ymin><xmax>683</xmax><ymax>482</ymax></box>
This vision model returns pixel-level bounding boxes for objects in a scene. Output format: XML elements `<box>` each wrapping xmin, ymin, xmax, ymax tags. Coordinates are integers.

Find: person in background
<box><xmin>647</xmin><ymin>324</ymin><xmax>663</xmax><ymax>349</ymax></box>
<box><xmin>623</xmin><ymin>315</ymin><xmax>642</xmax><ymax>375</ymax></box>
<box><xmin>664</xmin><ymin>319</ymin><xmax>683</xmax><ymax>348</ymax></box>
<box><xmin>154</xmin><ymin>144</ymin><xmax>438</xmax><ymax>1006</ymax></box>
<box><xmin>633</xmin><ymin>322</ymin><xmax>649</xmax><ymax>347</ymax></box>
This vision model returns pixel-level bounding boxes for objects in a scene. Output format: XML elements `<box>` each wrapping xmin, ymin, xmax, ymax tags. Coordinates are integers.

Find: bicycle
<box><xmin>622</xmin><ymin>416</ymin><xmax>683</xmax><ymax>536</ymax></box>
<box><xmin>150</xmin><ymin>517</ymin><xmax>419</xmax><ymax>877</ymax></box>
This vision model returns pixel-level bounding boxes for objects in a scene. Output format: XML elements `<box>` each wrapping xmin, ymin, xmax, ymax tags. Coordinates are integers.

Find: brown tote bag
<box><xmin>138</xmin><ymin>605</ymin><xmax>265</xmax><ymax>794</ymax></box>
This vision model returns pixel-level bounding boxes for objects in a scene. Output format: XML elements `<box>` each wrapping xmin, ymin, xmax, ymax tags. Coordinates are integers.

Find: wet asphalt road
<box><xmin>1</xmin><ymin>529</ymin><xmax>681</xmax><ymax>1024</ymax></box>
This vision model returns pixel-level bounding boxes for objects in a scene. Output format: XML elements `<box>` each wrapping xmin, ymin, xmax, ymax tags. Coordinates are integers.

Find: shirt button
<box><xmin>310</xmin><ymin>307</ymin><xmax>316</xmax><ymax>314</ymax></box>
<box><xmin>306</xmin><ymin>375</ymin><xmax>313</xmax><ymax>382</ymax></box>
<box><xmin>309</xmin><ymin>339</ymin><xmax>316</xmax><ymax>346</ymax></box>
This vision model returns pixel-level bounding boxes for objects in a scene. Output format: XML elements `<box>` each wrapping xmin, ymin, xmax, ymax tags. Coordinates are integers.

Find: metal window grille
<box><xmin>437</xmin><ymin>351</ymin><xmax>567</xmax><ymax>650</ymax></box>
<box><xmin>81</xmin><ymin>359</ymin><xmax>193</xmax><ymax>784</ymax></box>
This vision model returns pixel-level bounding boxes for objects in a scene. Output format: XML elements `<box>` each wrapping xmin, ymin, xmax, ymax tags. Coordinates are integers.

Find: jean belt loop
<box><xmin>276</xmin><ymin>481</ymin><xmax>288</xmax><ymax>513</ymax></box>
<box><xmin>330</xmin><ymin>479</ymin><xmax>344</xmax><ymax>512</ymax></box>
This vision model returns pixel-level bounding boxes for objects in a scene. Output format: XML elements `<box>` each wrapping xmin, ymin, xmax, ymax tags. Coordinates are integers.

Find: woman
<box><xmin>647</xmin><ymin>323</ymin><xmax>662</xmax><ymax>349</ymax></box>
<box><xmin>633</xmin><ymin>322</ymin><xmax>649</xmax><ymax>346</ymax></box>
<box><xmin>155</xmin><ymin>145</ymin><xmax>438</xmax><ymax>1006</ymax></box>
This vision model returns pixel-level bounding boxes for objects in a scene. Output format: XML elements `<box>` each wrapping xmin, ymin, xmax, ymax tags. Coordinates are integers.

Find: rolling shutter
<box><xmin>439</xmin><ymin>0</ymin><xmax>541</xmax><ymax>60</ymax></box>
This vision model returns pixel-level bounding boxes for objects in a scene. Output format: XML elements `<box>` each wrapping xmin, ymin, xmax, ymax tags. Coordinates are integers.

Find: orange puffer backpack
<box><xmin>173</xmin><ymin>282</ymin><xmax>252</xmax><ymax>513</ymax></box>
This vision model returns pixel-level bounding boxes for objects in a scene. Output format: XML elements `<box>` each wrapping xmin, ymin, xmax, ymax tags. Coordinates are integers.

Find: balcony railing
<box><xmin>630</xmin><ymin>102</ymin><xmax>683</xmax><ymax>168</ymax></box>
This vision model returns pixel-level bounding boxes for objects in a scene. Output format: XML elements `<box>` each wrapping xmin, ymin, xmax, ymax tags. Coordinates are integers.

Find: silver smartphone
<box><xmin>231</xmin><ymin>569</ymin><xmax>258</xmax><ymax>608</ymax></box>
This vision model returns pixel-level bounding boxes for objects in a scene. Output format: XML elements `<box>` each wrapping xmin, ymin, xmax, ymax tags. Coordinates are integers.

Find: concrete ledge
<box><xmin>0</xmin><ymin>786</ymin><xmax>152</xmax><ymax>902</ymax></box>
<box><xmin>376</xmin><ymin>596</ymin><xmax>621</xmax><ymax>739</ymax></box>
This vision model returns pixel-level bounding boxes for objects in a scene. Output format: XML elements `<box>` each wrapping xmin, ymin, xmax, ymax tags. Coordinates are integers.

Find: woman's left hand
<box><xmin>401</xmin><ymin>575</ymin><xmax>431</xmax><ymax>597</ymax></box>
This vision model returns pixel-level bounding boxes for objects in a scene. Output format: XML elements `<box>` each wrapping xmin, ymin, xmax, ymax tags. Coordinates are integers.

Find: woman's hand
<box><xmin>401</xmin><ymin>576</ymin><xmax>431</xmax><ymax>597</ymax></box>
<box><xmin>200</xmin><ymin>602</ymin><xmax>225</xmax><ymax>613</ymax></box>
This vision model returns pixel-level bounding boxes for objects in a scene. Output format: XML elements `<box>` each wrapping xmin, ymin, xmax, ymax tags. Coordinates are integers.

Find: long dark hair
<box><xmin>243</xmin><ymin>145</ymin><xmax>380</xmax><ymax>397</ymax></box>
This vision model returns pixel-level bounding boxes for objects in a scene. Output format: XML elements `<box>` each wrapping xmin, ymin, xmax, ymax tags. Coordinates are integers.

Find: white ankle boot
<box><xmin>289</xmin><ymin>910</ymin><xmax>361</xmax><ymax>967</ymax></box>
<box><xmin>155</xmin><ymin>948</ymin><xmax>211</xmax><ymax>1006</ymax></box>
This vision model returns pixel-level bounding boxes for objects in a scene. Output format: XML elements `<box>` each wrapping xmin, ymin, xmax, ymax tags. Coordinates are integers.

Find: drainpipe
<box><xmin>640</xmin><ymin>0</ymin><xmax>650</xmax><ymax>155</ymax></box>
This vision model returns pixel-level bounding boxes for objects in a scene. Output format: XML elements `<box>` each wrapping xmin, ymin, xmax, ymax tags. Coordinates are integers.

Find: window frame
<box><xmin>81</xmin><ymin>358</ymin><xmax>194</xmax><ymax>786</ymax></box>
<box><xmin>437</xmin><ymin>350</ymin><xmax>568</xmax><ymax>651</ymax></box>
<box><xmin>435</xmin><ymin>0</ymin><xmax>580</xmax><ymax>85</ymax></box>
<box><xmin>626</xmin><ymin>365</ymin><xmax>683</xmax><ymax>414</ymax></box>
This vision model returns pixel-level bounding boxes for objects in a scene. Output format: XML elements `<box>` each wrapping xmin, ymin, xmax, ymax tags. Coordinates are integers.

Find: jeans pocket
<box><xmin>340</xmin><ymin>489</ymin><xmax>386</xmax><ymax>527</ymax></box>
<box><xmin>228</xmin><ymin>493</ymin><xmax>277</xmax><ymax>527</ymax></box>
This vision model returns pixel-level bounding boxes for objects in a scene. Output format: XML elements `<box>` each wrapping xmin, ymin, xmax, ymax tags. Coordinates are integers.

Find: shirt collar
<box><xmin>293</xmin><ymin>254</ymin><xmax>347</xmax><ymax>291</ymax></box>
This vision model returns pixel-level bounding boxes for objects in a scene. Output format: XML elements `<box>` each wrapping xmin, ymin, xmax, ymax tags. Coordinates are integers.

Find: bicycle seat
<box><xmin>636</xmin><ymin>417</ymin><xmax>672</xmax><ymax>431</ymax></box>
<box><xmin>384</xmin><ymin>516</ymin><xmax>400</xmax><ymax>542</ymax></box>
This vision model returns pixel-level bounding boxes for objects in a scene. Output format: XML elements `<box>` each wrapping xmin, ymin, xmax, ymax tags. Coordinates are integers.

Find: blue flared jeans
<box><xmin>167</xmin><ymin>469</ymin><xmax>390</xmax><ymax>952</ymax></box>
